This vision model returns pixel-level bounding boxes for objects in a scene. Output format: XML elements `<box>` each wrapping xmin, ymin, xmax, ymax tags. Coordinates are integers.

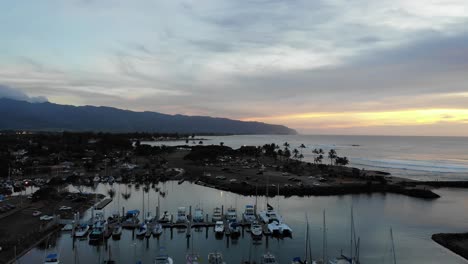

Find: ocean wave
<box><xmin>351</xmin><ymin>158</ymin><xmax>468</xmax><ymax>173</ymax></box>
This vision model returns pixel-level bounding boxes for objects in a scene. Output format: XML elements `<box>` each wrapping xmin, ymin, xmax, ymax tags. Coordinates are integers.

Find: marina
<box><xmin>13</xmin><ymin>182</ymin><xmax>468</xmax><ymax>264</ymax></box>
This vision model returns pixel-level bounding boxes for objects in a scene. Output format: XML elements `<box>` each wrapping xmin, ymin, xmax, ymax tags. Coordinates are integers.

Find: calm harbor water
<box><xmin>20</xmin><ymin>182</ymin><xmax>468</xmax><ymax>264</ymax></box>
<box><xmin>146</xmin><ymin>135</ymin><xmax>468</xmax><ymax>181</ymax></box>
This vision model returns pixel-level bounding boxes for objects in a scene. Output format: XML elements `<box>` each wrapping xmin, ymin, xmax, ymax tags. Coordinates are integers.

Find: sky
<box><xmin>1</xmin><ymin>0</ymin><xmax>468</xmax><ymax>136</ymax></box>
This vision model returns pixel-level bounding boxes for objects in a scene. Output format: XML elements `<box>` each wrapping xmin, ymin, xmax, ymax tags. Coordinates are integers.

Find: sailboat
<box><xmin>152</xmin><ymin>222</ymin><xmax>163</xmax><ymax>236</ymax></box>
<box><xmin>136</xmin><ymin>223</ymin><xmax>148</xmax><ymax>237</ymax></box>
<box><xmin>329</xmin><ymin>207</ymin><xmax>360</xmax><ymax>264</ymax></box>
<box><xmin>292</xmin><ymin>214</ymin><xmax>319</xmax><ymax>264</ymax></box>
<box><xmin>159</xmin><ymin>211</ymin><xmax>171</xmax><ymax>223</ymax></box>
<box><xmin>251</xmin><ymin>221</ymin><xmax>263</xmax><ymax>239</ymax></box>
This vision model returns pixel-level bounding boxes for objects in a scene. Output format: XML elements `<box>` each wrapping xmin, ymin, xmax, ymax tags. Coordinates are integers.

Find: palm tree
<box><xmin>335</xmin><ymin>156</ymin><xmax>349</xmax><ymax>166</ymax></box>
<box><xmin>299</xmin><ymin>144</ymin><xmax>306</xmax><ymax>155</ymax></box>
<box><xmin>328</xmin><ymin>149</ymin><xmax>337</xmax><ymax>165</ymax></box>
<box><xmin>283</xmin><ymin>142</ymin><xmax>290</xmax><ymax>149</ymax></box>
<box><xmin>292</xmin><ymin>148</ymin><xmax>300</xmax><ymax>160</ymax></box>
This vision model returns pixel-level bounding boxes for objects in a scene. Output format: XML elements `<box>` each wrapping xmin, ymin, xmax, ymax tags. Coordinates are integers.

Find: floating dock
<box><xmin>95</xmin><ymin>198</ymin><xmax>113</xmax><ymax>210</ymax></box>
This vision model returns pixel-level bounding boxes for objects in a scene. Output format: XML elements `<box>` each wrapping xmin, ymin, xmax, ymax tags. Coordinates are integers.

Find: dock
<box><xmin>95</xmin><ymin>198</ymin><xmax>113</xmax><ymax>210</ymax></box>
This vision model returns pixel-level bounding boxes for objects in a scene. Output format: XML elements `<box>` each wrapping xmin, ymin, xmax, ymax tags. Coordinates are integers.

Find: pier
<box><xmin>95</xmin><ymin>198</ymin><xmax>113</xmax><ymax>210</ymax></box>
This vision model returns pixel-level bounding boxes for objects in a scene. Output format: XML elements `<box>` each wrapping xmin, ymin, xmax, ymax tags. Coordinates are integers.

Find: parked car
<box><xmin>40</xmin><ymin>215</ymin><xmax>54</xmax><ymax>221</ymax></box>
<box><xmin>33</xmin><ymin>211</ymin><xmax>42</xmax><ymax>216</ymax></box>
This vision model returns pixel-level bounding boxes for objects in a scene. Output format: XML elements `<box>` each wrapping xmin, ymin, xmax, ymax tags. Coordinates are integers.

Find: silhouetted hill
<box><xmin>0</xmin><ymin>98</ymin><xmax>297</xmax><ymax>134</ymax></box>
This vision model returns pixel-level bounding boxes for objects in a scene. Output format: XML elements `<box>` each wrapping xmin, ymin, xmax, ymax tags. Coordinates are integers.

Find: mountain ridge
<box><xmin>0</xmin><ymin>98</ymin><xmax>297</xmax><ymax>135</ymax></box>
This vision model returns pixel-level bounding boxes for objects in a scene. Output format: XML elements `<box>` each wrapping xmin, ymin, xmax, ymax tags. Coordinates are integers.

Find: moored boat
<box><xmin>159</xmin><ymin>211</ymin><xmax>171</xmax><ymax>223</ymax></box>
<box><xmin>136</xmin><ymin>223</ymin><xmax>148</xmax><ymax>237</ymax></box>
<box><xmin>176</xmin><ymin>207</ymin><xmax>188</xmax><ymax>223</ymax></box>
<box><xmin>243</xmin><ymin>205</ymin><xmax>256</xmax><ymax>223</ymax></box>
<box><xmin>251</xmin><ymin>221</ymin><xmax>263</xmax><ymax>239</ymax></box>
<box><xmin>152</xmin><ymin>223</ymin><xmax>163</xmax><ymax>236</ymax></box>
<box><xmin>122</xmin><ymin>210</ymin><xmax>140</xmax><ymax>228</ymax></box>
<box><xmin>193</xmin><ymin>207</ymin><xmax>204</xmax><ymax>223</ymax></box>
<box><xmin>214</xmin><ymin>221</ymin><xmax>224</xmax><ymax>236</ymax></box>
<box><xmin>225</xmin><ymin>207</ymin><xmax>237</xmax><ymax>222</ymax></box>
<box><xmin>74</xmin><ymin>224</ymin><xmax>90</xmax><ymax>238</ymax></box>
<box><xmin>212</xmin><ymin>207</ymin><xmax>222</xmax><ymax>222</ymax></box>
<box><xmin>229</xmin><ymin>221</ymin><xmax>241</xmax><ymax>237</ymax></box>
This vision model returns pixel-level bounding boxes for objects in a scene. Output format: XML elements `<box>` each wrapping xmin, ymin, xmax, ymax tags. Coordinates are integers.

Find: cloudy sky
<box><xmin>1</xmin><ymin>0</ymin><xmax>468</xmax><ymax>136</ymax></box>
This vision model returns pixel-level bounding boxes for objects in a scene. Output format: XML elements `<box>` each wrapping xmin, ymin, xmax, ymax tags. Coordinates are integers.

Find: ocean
<box><xmin>147</xmin><ymin>134</ymin><xmax>468</xmax><ymax>181</ymax></box>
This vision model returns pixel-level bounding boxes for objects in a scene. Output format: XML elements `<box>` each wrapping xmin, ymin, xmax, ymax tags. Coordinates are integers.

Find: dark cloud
<box><xmin>0</xmin><ymin>84</ymin><xmax>48</xmax><ymax>103</ymax></box>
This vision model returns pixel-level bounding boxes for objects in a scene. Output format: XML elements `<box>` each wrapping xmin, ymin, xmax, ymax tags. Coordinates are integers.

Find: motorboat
<box><xmin>74</xmin><ymin>224</ymin><xmax>90</xmax><ymax>238</ymax></box>
<box><xmin>186</xmin><ymin>253</ymin><xmax>201</xmax><ymax>264</ymax></box>
<box><xmin>89</xmin><ymin>219</ymin><xmax>107</xmax><ymax>241</ymax></box>
<box><xmin>159</xmin><ymin>211</ymin><xmax>171</xmax><ymax>223</ymax></box>
<box><xmin>261</xmin><ymin>252</ymin><xmax>278</xmax><ymax>264</ymax></box>
<box><xmin>268</xmin><ymin>220</ymin><xmax>292</xmax><ymax>236</ymax></box>
<box><xmin>208</xmin><ymin>252</ymin><xmax>226</xmax><ymax>264</ymax></box>
<box><xmin>176</xmin><ymin>207</ymin><xmax>188</xmax><ymax>223</ymax></box>
<box><xmin>212</xmin><ymin>207</ymin><xmax>222</xmax><ymax>222</ymax></box>
<box><xmin>243</xmin><ymin>205</ymin><xmax>256</xmax><ymax>223</ymax></box>
<box><xmin>214</xmin><ymin>221</ymin><xmax>224</xmax><ymax>235</ymax></box>
<box><xmin>136</xmin><ymin>223</ymin><xmax>148</xmax><ymax>237</ymax></box>
<box><xmin>44</xmin><ymin>253</ymin><xmax>59</xmax><ymax>264</ymax></box>
<box><xmin>193</xmin><ymin>207</ymin><xmax>204</xmax><ymax>223</ymax></box>
<box><xmin>225</xmin><ymin>207</ymin><xmax>237</xmax><ymax>222</ymax></box>
<box><xmin>251</xmin><ymin>221</ymin><xmax>263</xmax><ymax>239</ymax></box>
<box><xmin>229</xmin><ymin>221</ymin><xmax>241</xmax><ymax>237</ymax></box>
<box><xmin>112</xmin><ymin>223</ymin><xmax>122</xmax><ymax>239</ymax></box>
<box><xmin>152</xmin><ymin>223</ymin><xmax>163</xmax><ymax>236</ymax></box>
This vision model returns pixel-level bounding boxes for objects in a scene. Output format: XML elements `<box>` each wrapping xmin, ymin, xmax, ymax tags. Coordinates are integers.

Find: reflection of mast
<box><xmin>390</xmin><ymin>228</ymin><xmax>397</xmax><ymax>264</ymax></box>
<box><xmin>323</xmin><ymin>210</ymin><xmax>327</xmax><ymax>264</ymax></box>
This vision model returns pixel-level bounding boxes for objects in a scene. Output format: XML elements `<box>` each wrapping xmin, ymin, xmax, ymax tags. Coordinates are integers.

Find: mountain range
<box><xmin>0</xmin><ymin>98</ymin><xmax>297</xmax><ymax>135</ymax></box>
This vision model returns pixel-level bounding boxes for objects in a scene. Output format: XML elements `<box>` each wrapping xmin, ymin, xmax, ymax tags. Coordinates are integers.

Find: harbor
<box><xmin>7</xmin><ymin>182</ymin><xmax>468</xmax><ymax>264</ymax></box>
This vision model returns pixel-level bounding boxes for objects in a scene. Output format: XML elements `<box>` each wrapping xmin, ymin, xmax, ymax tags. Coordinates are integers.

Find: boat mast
<box><xmin>305</xmin><ymin>214</ymin><xmax>309</xmax><ymax>263</ymax></box>
<box><xmin>277</xmin><ymin>184</ymin><xmax>280</xmax><ymax>213</ymax></box>
<box><xmin>350</xmin><ymin>206</ymin><xmax>354</xmax><ymax>260</ymax></box>
<box><xmin>390</xmin><ymin>228</ymin><xmax>397</xmax><ymax>264</ymax></box>
<box><xmin>255</xmin><ymin>183</ymin><xmax>258</xmax><ymax>215</ymax></box>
